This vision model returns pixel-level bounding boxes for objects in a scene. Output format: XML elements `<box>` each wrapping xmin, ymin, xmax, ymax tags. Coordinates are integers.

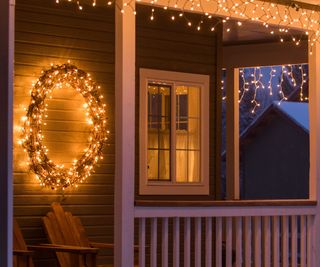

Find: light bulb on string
<box><xmin>55</xmin><ymin>0</ymin><xmax>320</xmax><ymax>56</ymax></box>
<box><xmin>20</xmin><ymin>62</ymin><xmax>109</xmax><ymax>190</ymax></box>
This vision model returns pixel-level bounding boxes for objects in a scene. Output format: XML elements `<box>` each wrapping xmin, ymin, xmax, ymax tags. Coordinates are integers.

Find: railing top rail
<box><xmin>134</xmin><ymin>200</ymin><xmax>317</xmax><ymax>218</ymax></box>
<box><xmin>135</xmin><ymin>199</ymin><xmax>317</xmax><ymax>207</ymax></box>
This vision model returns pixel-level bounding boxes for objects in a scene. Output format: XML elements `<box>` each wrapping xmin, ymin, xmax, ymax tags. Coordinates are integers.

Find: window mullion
<box><xmin>171</xmin><ymin>84</ymin><xmax>177</xmax><ymax>184</ymax></box>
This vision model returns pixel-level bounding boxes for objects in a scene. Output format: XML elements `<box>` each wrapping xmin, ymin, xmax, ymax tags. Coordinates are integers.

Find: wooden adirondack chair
<box><xmin>14</xmin><ymin>218</ymin><xmax>99</xmax><ymax>267</ymax></box>
<box><xmin>13</xmin><ymin>218</ymin><xmax>34</xmax><ymax>267</ymax></box>
<box><xmin>42</xmin><ymin>202</ymin><xmax>116</xmax><ymax>267</ymax></box>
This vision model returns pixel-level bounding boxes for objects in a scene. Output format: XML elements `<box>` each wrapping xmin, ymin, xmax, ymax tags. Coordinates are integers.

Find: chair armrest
<box><xmin>28</xmin><ymin>244</ymin><xmax>98</xmax><ymax>254</ymax></box>
<box><xmin>13</xmin><ymin>250</ymin><xmax>34</xmax><ymax>256</ymax></box>
<box><xmin>89</xmin><ymin>242</ymin><xmax>114</xmax><ymax>249</ymax></box>
<box><xmin>90</xmin><ymin>242</ymin><xmax>140</xmax><ymax>251</ymax></box>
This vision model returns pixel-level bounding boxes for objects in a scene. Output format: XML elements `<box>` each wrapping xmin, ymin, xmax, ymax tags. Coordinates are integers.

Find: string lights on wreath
<box><xmin>55</xmin><ymin>0</ymin><xmax>320</xmax><ymax>52</ymax></box>
<box><xmin>19</xmin><ymin>63</ymin><xmax>108</xmax><ymax>190</ymax></box>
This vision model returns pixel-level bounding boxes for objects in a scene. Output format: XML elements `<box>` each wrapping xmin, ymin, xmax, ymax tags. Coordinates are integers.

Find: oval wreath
<box><xmin>21</xmin><ymin>63</ymin><xmax>108</xmax><ymax>190</ymax></box>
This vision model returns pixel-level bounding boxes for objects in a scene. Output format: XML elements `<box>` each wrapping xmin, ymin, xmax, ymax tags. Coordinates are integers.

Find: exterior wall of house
<box><xmin>14</xmin><ymin>0</ymin><xmax>115</xmax><ymax>265</ymax></box>
<box><xmin>242</xmin><ymin>115</ymin><xmax>309</xmax><ymax>199</ymax></box>
<box><xmin>135</xmin><ymin>5</ymin><xmax>223</xmax><ymax>199</ymax></box>
<box><xmin>13</xmin><ymin>1</ymin><xmax>223</xmax><ymax>265</ymax></box>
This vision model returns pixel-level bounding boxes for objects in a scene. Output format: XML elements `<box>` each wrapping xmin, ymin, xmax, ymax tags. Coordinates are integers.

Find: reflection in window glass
<box><xmin>176</xmin><ymin>86</ymin><xmax>201</xmax><ymax>183</ymax></box>
<box><xmin>147</xmin><ymin>84</ymin><xmax>171</xmax><ymax>181</ymax></box>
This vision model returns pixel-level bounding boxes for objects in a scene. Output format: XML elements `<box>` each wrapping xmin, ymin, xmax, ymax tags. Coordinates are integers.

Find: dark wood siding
<box><xmin>135</xmin><ymin>5</ymin><xmax>222</xmax><ymax>199</ymax></box>
<box><xmin>14</xmin><ymin>0</ymin><xmax>115</xmax><ymax>265</ymax></box>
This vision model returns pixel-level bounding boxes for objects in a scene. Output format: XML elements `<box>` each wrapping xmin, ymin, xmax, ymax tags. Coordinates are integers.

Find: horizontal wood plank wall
<box><xmin>14</xmin><ymin>0</ymin><xmax>115</xmax><ymax>266</ymax></box>
<box><xmin>135</xmin><ymin>5</ymin><xmax>222</xmax><ymax>199</ymax></box>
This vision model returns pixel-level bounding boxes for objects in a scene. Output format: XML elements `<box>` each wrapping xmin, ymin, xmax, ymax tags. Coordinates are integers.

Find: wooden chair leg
<box><xmin>27</xmin><ymin>255</ymin><xmax>32</xmax><ymax>267</ymax></box>
<box><xmin>82</xmin><ymin>253</ymin><xmax>96</xmax><ymax>267</ymax></box>
<box><xmin>16</xmin><ymin>255</ymin><xmax>28</xmax><ymax>267</ymax></box>
<box><xmin>91</xmin><ymin>254</ymin><xmax>96</xmax><ymax>267</ymax></box>
<box><xmin>13</xmin><ymin>255</ymin><xmax>17</xmax><ymax>267</ymax></box>
<box><xmin>70</xmin><ymin>254</ymin><xmax>80</xmax><ymax>267</ymax></box>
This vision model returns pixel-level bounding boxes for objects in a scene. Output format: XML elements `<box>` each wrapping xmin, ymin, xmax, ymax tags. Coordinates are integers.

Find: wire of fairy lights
<box><xmin>55</xmin><ymin>0</ymin><xmax>320</xmax><ymax>53</ymax></box>
<box><xmin>222</xmin><ymin>63</ymin><xmax>308</xmax><ymax>113</ymax></box>
<box><xmin>19</xmin><ymin>63</ymin><xmax>108</xmax><ymax>190</ymax></box>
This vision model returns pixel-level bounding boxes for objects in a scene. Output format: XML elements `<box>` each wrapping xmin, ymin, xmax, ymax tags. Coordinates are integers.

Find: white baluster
<box><xmin>195</xmin><ymin>217</ymin><xmax>202</xmax><ymax>267</ymax></box>
<box><xmin>307</xmin><ymin>215</ymin><xmax>314</xmax><ymax>267</ymax></box>
<box><xmin>291</xmin><ymin>215</ymin><xmax>297</xmax><ymax>267</ymax></box>
<box><xmin>151</xmin><ymin>218</ymin><xmax>157</xmax><ymax>267</ymax></box>
<box><xmin>226</xmin><ymin>217</ymin><xmax>232</xmax><ymax>267</ymax></box>
<box><xmin>263</xmin><ymin>216</ymin><xmax>271</xmax><ymax>267</ymax></box>
<box><xmin>282</xmin><ymin>216</ymin><xmax>289</xmax><ymax>267</ymax></box>
<box><xmin>173</xmin><ymin>217</ymin><xmax>180</xmax><ymax>267</ymax></box>
<box><xmin>139</xmin><ymin>218</ymin><xmax>146</xmax><ymax>267</ymax></box>
<box><xmin>244</xmin><ymin>216</ymin><xmax>252</xmax><ymax>267</ymax></box>
<box><xmin>254</xmin><ymin>216</ymin><xmax>261</xmax><ymax>267</ymax></box>
<box><xmin>272</xmin><ymin>216</ymin><xmax>280</xmax><ymax>267</ymax></box>
<box><xmin>235</xmin><ymin>217</ymin><xmax>242</xmax><ymax>267</ymax></box>
<box><xmin>301</xmin><ymin>215</ymin><xmax>306</xmax><ymax>267</ymax></box>
<box><xmin>184</xmin><ymin>217</ymin><xmax>191</xmax><ymax>267</ymax></box>
<box><xmin>205</xmin><ymin>217</ymin><xmax>212</xmax><ymax>267</ymax></box>
<box><xmin>162</xmin><ymin>217</ymin><xmax>168</xmax><ymax>267</ymax></box>
<box><xmin>216</xmin><ymin>217</ymin><xmax>222</xmax><ymax>267</ymax></box>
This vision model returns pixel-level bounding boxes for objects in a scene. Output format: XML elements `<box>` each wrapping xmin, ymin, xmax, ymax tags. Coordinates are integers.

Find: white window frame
<box><xmin>139</xmin><ymin>68</ymin><xmax>210</xmax><ymax>195</ymax></box>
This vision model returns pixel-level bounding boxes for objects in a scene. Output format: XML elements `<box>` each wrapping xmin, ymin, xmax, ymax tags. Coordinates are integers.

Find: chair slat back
<box><xmin>65</xmin><ymin>212</ymin><xmax>90</xmax><ymax>247</ymax></box>
<box><xmin>13</xmin><ymin>218</ymin><xmax>34</xmax><ymax>267</ymax></box>
<box><xmin>51</xmin><ymin>203</ymin><xmax>79</xmax><ymax>245</ymax></box>
<box><xmin>43</xmin><ymin>202</ymin><xmax>92</xmax><ymax>267</ymax></box>
<box><xmin>42</xmin><ymin>214</ymin><xmax>71</xmax><ymax>267</ymax></box>
<box><xmin>14</xmin><ymin>219</ymin><xmax>27</xmax><ymax>251</ymax></box>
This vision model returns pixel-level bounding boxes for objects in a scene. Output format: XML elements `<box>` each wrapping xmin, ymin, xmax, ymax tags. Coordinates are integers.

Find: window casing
<box><xmin>139</xmin><ymin>69</ymin><xmax>210</xmax><ymax>195</ymax></box>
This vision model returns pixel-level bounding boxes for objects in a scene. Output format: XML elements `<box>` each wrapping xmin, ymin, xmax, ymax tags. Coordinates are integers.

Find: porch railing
<box><xmin>134</xmin><ymin>200</ymin><xmax>317</xmax><ymax>267</ymax></box>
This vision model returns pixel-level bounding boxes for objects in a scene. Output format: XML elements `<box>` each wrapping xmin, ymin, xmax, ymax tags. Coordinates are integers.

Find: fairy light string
<box><xmin>267</xmin><ymin>66</ymin><xmax>276</xmax><ymax>96</ymax></box>
<box><xmin>20</xmin><ymin>63</ymin><xmax>108</xmax><ymax>190</ymax></box>
<box><xmin>250</xmin><ymin>67</ymin><xmax>265</xmax><ymax>113</ymax></box>
<box><xmin>299</xmin><ymin>64</ymin><xmax>308</xmax><ymax>101</ymax></box>
<box><xmin>223</xmin><ymin>63</ymin><xmax>308</xmax><ymax>113</ymax></box>
<box><xmin>55</xmin><ymin>0</ymin><xmax>320</xmax><ymax>51</ymax></box>
<box><xmin>278</xmin><ymin>65</ymin><xmax>288</xmax><ymax>104</ymax></box>
<box><xmin>239</xmin><ymin>69</ymin><xmax>249</xmax><ymax>103</ymax></box>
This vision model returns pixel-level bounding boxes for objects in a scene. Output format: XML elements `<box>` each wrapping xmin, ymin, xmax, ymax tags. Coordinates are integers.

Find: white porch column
<box><xmin>309</xmin><ymin>40</ymin><xmax>320</xmax><ymax>267</ymax></box>
<box><xmin>114</xmin><ymin>1</ymin><xmax>136</xmax><ymax>266</ymax></box>
<box><xmin>226</xmin><ymin>68</ymin><xmax>240</xmax><ymax>200</ymax></box>
<box><xmin>0</xmin><ymin>0</ymin><xmax>14</xmax><ymax>266</ymax></box>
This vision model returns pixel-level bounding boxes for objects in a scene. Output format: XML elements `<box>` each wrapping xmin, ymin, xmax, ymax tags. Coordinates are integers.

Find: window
<box><xmin>139</xmin><ymin>69</ymin><xmax>209</xmax><ymax>195</ymax></box>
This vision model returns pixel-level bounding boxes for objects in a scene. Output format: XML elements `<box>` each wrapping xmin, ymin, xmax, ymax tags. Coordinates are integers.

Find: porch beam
<box><xmin>0</xmin><ymin>0</ymin><xmax>14</xmax><ymax>266</ymax></box>
<box><xmin>308</xmin><ymin>39</ymin><xmax>320</xmax><ymax>266</ymax></box>
<box><xmin>114</xmin><ymin>1</ymin><xmax>136</xmax><ymax>266</ymax></box>
<box><xmin>222</xmin><ymin>41</ymin><xmax>308</xmax><ymax>69</ymax></box>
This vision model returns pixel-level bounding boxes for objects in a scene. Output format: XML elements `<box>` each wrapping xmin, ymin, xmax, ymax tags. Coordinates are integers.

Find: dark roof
<box><xmin>240</xmin><ymin>101</ymin><xmax>309</xmax><ymax>145</ymax></box>
<box><xmin>276</xmin><ymin>101</ymin><xmax>309</xmax><ymax>131</ymax></box>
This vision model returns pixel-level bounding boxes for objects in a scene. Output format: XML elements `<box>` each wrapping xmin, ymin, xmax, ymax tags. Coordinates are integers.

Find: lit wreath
<box><xmin>20</xmin><ymin>63</ymin><xmax>108</xmax><ymax>190</ymax></box>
